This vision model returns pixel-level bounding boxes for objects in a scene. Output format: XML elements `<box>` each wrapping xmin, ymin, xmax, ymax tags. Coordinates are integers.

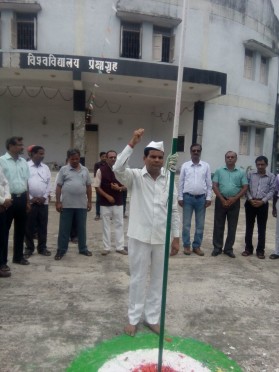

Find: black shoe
<box><xmin>24</xmin><ymin>249</ymin><xmax>34</xmax><ymax>258</ymax></box>
<box><xmin>79</xmin><ymin>250</ymin><xmax>92</xmax><ymax>256</ymax></box>
<box><xmin>0</xmin><ymin>264</ymin><xmax>10</xmax><ymax>272</ymax></box>
<box><xmin>12</xmin><ymin>258</ymin><xmax>30</xmax><ymax>265</ymax></box>
<box><xmin>224</xmin><ymin>252</ymin><xmax>235</xmax><ymax>258</ymax></box>
<box><xmin>269</xmin><ymin>253</ymin><xmax>279</xmax><ymax>259</ymax></box>
<box><xmin>38</xmin><ymin>249</ymin><xmax>51</xmax><ymax>256</ymax></box>
<box><xmin>0</xmin><ymin>269</ymin><xmax>11</xmax><ymax>278</ymax></box>
<box><xmin>211</xmin><ymin>250</ymin><xmax>221</xmax><ymax>256</ymax></box>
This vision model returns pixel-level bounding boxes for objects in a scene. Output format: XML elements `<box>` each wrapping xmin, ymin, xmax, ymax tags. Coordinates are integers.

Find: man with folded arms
<box><xmin>0</xmin><ymin>137</ymin><xmax>30</xmax><ymax>265</ymax></box>
<box><xmin>113</xmin><ymin>129</ymin><xmax>180</xmax><ymax>336</ymax></box>
<box><xmin>178</xmin><ymin>143</ymin><xmax>212</xmax><ymax>256</ymax></box>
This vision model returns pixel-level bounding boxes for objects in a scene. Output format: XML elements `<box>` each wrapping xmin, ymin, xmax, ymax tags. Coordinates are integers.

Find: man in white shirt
<box><xmin>178</xmin><ymin>144</ymin><xmax>212</xmax><ymax>256</ymax></box>
<box><xmin>113</xmin><ymin>128</ymin><xmax>180</xmax><ymax>337</ymax></box>
<box><xmin>24</xmin><ymin>146</ymin><xmax>52</xmax><ymax>257</ymax></box>
<box><xmin>0</xmin><ymin>167</ymin><xmax>12</xmax><ymax>277</ymax></box>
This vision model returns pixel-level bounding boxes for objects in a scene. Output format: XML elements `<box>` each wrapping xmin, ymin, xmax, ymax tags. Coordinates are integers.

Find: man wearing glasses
<box><xmin>212</xmin><ymin>151</ymin><xmax>248</xmax><ymax>258</ymax></box>
<box><xmin>178</xmin><ymin>143</ymin><xmax>212</xmax><ymax>256</ymax></box>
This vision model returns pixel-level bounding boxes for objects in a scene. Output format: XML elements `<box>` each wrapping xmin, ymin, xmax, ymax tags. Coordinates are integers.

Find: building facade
<box><xmin>0</xmin><ymin>0</ymin><xmax>278</xmax><ymax>171</ymax></box>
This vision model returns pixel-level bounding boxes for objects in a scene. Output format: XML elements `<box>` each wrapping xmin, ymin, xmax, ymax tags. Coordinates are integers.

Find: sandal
<box><xmin>54</xmin><ymin>253</ymin><xmax>64</xmax><ymax>260</ymax></box>
<box><xmin>170</xmin><ymin>247</ymin><xmax>179</xmax><ymax>256</ymax></box>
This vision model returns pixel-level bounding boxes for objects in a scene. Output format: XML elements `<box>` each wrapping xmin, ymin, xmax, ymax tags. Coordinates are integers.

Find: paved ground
<box><xmin>0</xmin><ymin>197</ymin><xmax>279</xmax><ymax>372</ymax></box>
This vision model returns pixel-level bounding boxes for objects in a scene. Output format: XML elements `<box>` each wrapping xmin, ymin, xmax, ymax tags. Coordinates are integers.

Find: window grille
<box><xmin>16</xmin><ymin>13</ymin><xmax>36</xmax><ymax>50</ymax></box>
<box><xmin>121</xmin><ymin>22</ymin><xmax>141</xmax><ymax>59</ymax></box>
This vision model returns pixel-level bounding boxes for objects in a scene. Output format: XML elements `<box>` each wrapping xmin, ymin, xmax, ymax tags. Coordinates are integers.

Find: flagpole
<box><xmin>158</xmin><ymin>0</ymin><xmax>189</xmax><ymax>370</ymax></box>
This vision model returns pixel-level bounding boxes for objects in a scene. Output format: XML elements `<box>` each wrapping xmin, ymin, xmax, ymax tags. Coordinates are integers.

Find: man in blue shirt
<box><xmin>0</xmin><ymin>137</ymin><xmax>30</xmax><ymax>265</ymax></box>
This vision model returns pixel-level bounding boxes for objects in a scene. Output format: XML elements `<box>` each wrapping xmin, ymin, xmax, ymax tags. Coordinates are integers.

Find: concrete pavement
<box><xmin>0</xmin><ymin>198</ymin><xmax>278</xmax><ymax>371</ymax></box>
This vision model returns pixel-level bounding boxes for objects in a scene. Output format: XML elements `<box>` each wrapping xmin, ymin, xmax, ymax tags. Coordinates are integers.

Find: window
<box><xmin>239</xmin><ymin>126</ymin><xmax>250</xmax><ymax>155</ymax></box>
<box><xmin>153</xmin><ymin>27</ymin><xmax>174</xmax><ymax>63</ymax></box>
<box><xmin>255</xmin><ymin>128</ymin><xmax>264</xmax><ymax>156</ymax></box>
<box><xmin>177</xmin><ymin>135</ymin><xmax>185</xmax><ymax>152</ymax></box>
<box><xmin>12</xmin><ymin>13</ymin><xmax>37</xmax><ymax>50</ymax></box>
<box><xmin>244</xmin><ymin>49</ymin><xmax>254</xmax><ymax>80</ymax></box>
<box><xmin>260</xmin><ymin>56</ymin><xmax>268</xmax><ymax>85</ymax></box>
<box><xmin>120</xmin><ymin>22</ymin><xmax>141</xmax><ymax>59</ymax></box>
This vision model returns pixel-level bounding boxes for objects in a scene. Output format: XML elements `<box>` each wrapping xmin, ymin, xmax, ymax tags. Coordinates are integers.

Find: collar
<box><xmin>29</xmin><ymin>160</ymin><xmax>42</xmax><ymax>167</ymax></box>
<box><xmin>250</xmin><ymin>170</ymin><xmax>269</xmax><ymax>177</ymax></box>
<box><xmin>4</xmin><ymin>152</ymin><xmax>22</xmax><ymax>161</ymax></box>
<box><xmin>68</xmin><ymin>164</ymin><xmax>82</xmax><ymax>171</ymax></box>
<box><xmin>190</xmin><ymin>160</ymin><xmax>202</xmax><ymax>166</ymax></box>
<box><xmin>223</xmin><ymin>165</ymin><xmax>239</xmax><ymax>171</ymax></box>
<box><xmin>141</xmin><ymin>165</ymin><xmax>165</xmax><ymax>178</ymax></box>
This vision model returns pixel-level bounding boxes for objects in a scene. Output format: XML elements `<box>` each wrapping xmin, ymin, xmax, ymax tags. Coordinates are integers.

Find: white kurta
<box><xmin>113</xmin><ymin>145</ymin><xmax>180</xmax><ymax>243</ymax></box>
<box><xmin>113</xmin><ymin>145</ymin><xmax>180</xmax><ymax>325</ymax></box>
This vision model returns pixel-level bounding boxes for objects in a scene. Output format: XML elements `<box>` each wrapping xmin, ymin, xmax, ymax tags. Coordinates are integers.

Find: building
<box><xmin>0</xmin><ymin>0</ymin><xmax>278</xmax><ymax>171</ymax></box>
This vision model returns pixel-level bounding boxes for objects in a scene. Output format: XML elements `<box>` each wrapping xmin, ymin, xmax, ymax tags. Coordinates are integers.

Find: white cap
<box><xmin>145</xmin><ymin>141</ymin><xmax>164</xmax><ymax>152</ymax></box>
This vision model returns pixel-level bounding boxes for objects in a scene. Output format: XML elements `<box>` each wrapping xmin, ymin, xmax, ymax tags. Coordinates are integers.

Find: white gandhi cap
<box><xmin>145</xmin><ymin>141</ymin><xmax>164</xmax><ymax>152</ymax></box>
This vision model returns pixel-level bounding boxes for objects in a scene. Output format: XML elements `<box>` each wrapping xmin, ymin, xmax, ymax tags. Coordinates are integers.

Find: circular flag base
<box><xmin>67</xmin><ymin>333</ymin><xmax>242</xmax><ymax>371</ymax></box>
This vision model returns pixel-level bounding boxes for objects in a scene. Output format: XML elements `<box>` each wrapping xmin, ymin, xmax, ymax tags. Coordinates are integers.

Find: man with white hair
<box><xmin>113</xmin><ymin>128</ymin><xmax>180</xmax><ymax>337</ymax></box>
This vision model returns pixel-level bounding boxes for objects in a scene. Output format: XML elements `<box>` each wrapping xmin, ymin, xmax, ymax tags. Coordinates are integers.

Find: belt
<box><xmin>184</xmin><ymin>192</ymin><xmax>205</xmax><ymax>199</ymax></box>
<box><xmin>11</xmin><ymin>191</ymin><xmax>27</xmax><ymax>198</ymax></box>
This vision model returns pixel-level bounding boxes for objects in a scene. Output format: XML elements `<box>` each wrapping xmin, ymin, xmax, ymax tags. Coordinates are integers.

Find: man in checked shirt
<box><xmin>242</xmin><ymin>156</ymin><xmax>275</xmax><ymax>259</ymax></box>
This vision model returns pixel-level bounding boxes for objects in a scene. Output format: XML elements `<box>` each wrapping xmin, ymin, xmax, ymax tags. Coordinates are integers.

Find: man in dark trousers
<box><xmin>0</xmin><ymin>167</ymin><xmax>12</xmax><ymax>277</ymax></box>
<box><xmin>212</xmin><ymin>151</ymin><xmax>248</xmax><ymax>258</ymax></box>
<box><xmin>0</xmin><ymin>137</ymin><xmax>30</xmax><ymax>265</ymax></box>
<box><xmin>242</xmin><ymin>156</ymin><xmax>275</xmax><ymax>259</ymax></box>
<box><xmin>55</xmin><ymin>149</ymin><xmax>92</xmax><ymax>260</ymax></box>
<box><xmin>24</xmin><ymin>146</ymin><xmax>52</xmax><ymax>258</ymax></box>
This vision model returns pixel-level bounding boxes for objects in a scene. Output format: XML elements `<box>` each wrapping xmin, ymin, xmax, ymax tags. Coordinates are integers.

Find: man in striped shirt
<box><xmin>242</xmin><ymin>156</ymin><xmax>275</xmax><ymax>259</ymax></box>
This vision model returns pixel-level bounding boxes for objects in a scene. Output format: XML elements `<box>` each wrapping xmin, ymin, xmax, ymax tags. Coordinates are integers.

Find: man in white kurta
<box><xmin>113</xmin><ymin>128</ymin><xmax>180</xmax><ymax>336</ymax></box>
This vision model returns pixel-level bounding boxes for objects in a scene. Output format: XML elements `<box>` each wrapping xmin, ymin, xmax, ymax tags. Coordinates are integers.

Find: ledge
<box><xmin>239</xmin><ymin>118</ymin><xmax>273</xmax><ymax>128</ymax></box>
<box><xmin>116</xmin><ymin>9</ymin><xmax>181</xmax><ymax>28</ymax></box>
<box><xmin>243</xmin><ymin>39</ymin><xmax>278</xmax><ymax>58</ymax></box>
<box><xmin>0</xmin><ymin>1</ymin><xmax>41</xmax><ymax>13</ymax></box>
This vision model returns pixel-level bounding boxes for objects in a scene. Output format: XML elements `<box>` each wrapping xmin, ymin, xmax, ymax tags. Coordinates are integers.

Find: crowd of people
<box><xmin>0</xmin><ymin>131</ymin><xmax>279</xmax><ymax>337</ymax></box>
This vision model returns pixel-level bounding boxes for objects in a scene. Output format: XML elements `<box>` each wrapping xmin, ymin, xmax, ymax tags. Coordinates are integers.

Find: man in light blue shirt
<box><xmin>0</xmin><ymin>137</ymin><xmax>30</xmax><ymax>265</ymax></box>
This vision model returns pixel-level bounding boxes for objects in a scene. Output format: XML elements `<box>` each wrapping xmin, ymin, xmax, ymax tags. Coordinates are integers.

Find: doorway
<box><xmin>85</xmin><ymin>124</ymin><xmax>98</xmax><ymax>170</ymax></box>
